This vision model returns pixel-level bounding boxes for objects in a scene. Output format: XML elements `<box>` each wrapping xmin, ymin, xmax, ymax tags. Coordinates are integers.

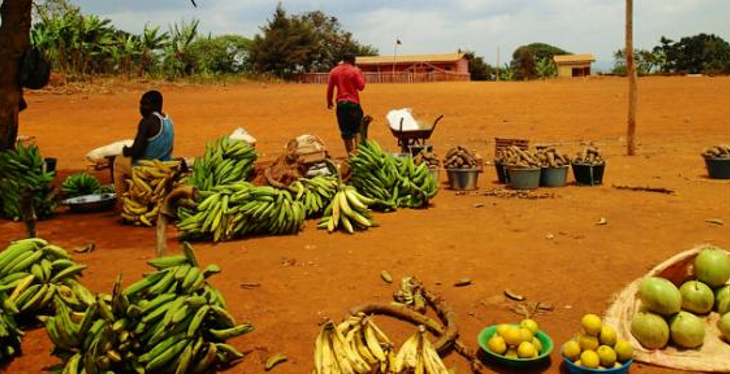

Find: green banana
<box><xmin>208</xmin><ymin>323</ymin><xmax>255</xmax><ymax>340</ymax></box>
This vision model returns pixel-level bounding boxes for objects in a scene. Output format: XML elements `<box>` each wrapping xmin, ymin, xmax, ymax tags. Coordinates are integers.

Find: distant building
<box><xmin>301</xmin><ymin>52</ymin><xmax>470</xmax><ymax>83</ymax></box>
<box><xmin>357</xmin><ymin>52</ymin><xmax>469</xmax><ymax>75</ymax></box>
<box><xmin>553</xmin><ymin>54</ymin><xmax>596</xmax><ymax>78</ymax></box>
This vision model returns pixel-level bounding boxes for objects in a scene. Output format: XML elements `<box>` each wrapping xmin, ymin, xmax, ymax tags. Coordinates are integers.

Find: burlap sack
<box><xmin>604</xmin><ymin>245</ymin><xmax>730</xmax><ymax>372</ymax></box>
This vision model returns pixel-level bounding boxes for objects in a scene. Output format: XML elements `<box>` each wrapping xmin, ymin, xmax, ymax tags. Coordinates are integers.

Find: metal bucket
<box><xmin>572</xmin><ymin>163</ymin><xmax>605</xmax><ymax>186</ymax></box>
<box><xmin>705</xmin><ymin>157</ymin><xmax>730</xmax><ymax>179</ymax></box>
<box><xmin>507</xmin><ymin>167</ymin><xmax>541</xmax><ymax>190</ymax></box>
<box><xmin>447</xmin><ymin>168</ymin><xmax>480</xmax><ymax>190</ymax></box>
<box><xmin>540</xmin><ymin>166</ymin><xmax>569</xmax><ymax>187</ymax></box>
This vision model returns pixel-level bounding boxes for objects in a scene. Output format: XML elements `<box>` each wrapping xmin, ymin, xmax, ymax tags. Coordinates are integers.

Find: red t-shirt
<box><xmin>327</xmin><ymin>63</ymin><xmax>365</xmax><ymax>105</ymax></box>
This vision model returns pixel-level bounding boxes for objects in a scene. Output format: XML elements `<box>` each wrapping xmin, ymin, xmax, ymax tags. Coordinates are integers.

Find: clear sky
<box><xmin>70</xmin><ymin>0</ymin><xmax>730</xmax><ymax>66</ymax></box>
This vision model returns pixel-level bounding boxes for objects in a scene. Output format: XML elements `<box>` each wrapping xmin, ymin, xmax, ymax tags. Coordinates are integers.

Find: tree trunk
<box><xmin>626</xmin><ymin>0</ymin><xmax>638</xmax><ymax>156</ymax></box>
<box><xmin>0</xmin><ymin>0</ymin><xmax>33</xmax><ymax>150</ymax></box>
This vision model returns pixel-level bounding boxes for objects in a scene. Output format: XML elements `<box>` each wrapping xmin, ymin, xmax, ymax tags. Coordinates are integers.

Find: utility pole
<box><xmin>626</xmin><ymin>0</ymin><xmax>638</xmax><ymax>155</ymax></box>
<box><xmin>496</xmin><ymin>46</ymin><xmax>501</xmax><ymax>81</ymax></box>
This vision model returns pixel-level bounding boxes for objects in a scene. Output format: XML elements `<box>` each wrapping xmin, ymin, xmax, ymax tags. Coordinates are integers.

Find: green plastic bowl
<box><xmin>477</xmin><ymin>325</ymin><xmax>554</xmax><ymax>367</ymax></box>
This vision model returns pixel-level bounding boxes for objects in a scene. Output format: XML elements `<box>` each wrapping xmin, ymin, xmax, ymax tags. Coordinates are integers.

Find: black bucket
<box><xmin>43</xmin><ymin>157</ymin><xmax>57</xmax><ymax>173</ymax></box>
<box><xmin>495</xmin><ymin>162</ymin><xmax>510</xmax><ymax>184</ymax></box>
<box><xmin>540</xmin><ymin>166</ymin><xmax>569</xmax><ymax>187</ymax></box>
<box><xmin>705</xmin><ymin>157</ymin><xmax>730</xmax><ymax>179</ymax></box>
<box><xmin>572</xmin><ymin>163</ymin><xmax>605</xmax><ymax>186</ymax></box>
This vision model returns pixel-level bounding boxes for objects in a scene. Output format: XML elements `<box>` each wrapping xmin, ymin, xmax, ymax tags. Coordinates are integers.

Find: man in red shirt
<box><xmin>327</xmin><ymin>53</ymin><xmax>365</xmax><ymax>155</ymax></box>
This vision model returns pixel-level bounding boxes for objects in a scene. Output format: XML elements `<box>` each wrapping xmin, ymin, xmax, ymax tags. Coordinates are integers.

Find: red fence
<box><xmin>301</xmin><ymin>71</ymin><xmax>470</xmax><ymax>84</ymax></box>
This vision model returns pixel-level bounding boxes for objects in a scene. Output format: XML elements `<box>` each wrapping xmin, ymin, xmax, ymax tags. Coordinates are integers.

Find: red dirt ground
<box><xmin>2</xmin><ymin>77</ymin><xmax>729</xmax><ymax>374</ymax></box>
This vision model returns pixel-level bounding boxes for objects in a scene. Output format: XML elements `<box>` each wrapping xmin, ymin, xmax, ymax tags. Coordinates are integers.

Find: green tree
<box><xmin>510</xmin><ymin>43</ymin><xmax>569</xmax><ymax>80</ymax></box>
<box><xmin>296</xmin><ymin>11</ymin><xmax>377</xmax><ymax>72</ymax></box>
<box><xmin>138</xmin><ymin>24</ymin><xmax>170</xmax><ymax>77</ymax></box>
<box><xmin>535</xmin><ymin>57</ymin><xmax>557</xmax><ymax>79</ymax></box>
<box><xmin>0</xmin><ymin>0</ymin><xmax>197</xmax><ymax>150</ymax></box>
<box><xmin>187</xmin><ymin>34</ymin><xmax>252</xmax><ymax>74</ymax></box>
<box><xmin>463</xmin><ymin>51</ymin><xmax>494</xmax><ymax>81</ymax></box>
<box><xmin>612</xmin><ymin>48</ymin><xmax>660</xmax><ymax>75</ymax></box>
<box><xmin>248</xmin><ymin>4</ymin><xmax>315</xmax><ymax>79</ymax></box>
<box><xmin>656</xmin><ymin>34</ymin><xmax>730</xmax><ymax>74</ymax></box>
<box><xmin>162</xmin><ymin>19</ymin><xmax>199</xmax><ymax>78</ymax></box>
<box><xmin>249</xmin><ymin>4</ymin><xmax>376</xmax><ymax>78</ymax></box>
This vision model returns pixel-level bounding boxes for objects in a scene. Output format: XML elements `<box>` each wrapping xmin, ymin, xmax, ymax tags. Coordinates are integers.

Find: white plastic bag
<box><xmin>229</xmin><ymin>127</ymin><xmax>257</xmax><ymax>145</ymax></box>
<box><xmin>387</xmin><ymin>108</ymin><xmax>420</xmax><ymax>131</ymax></box>
<box><xmin>85</xmin><ymin>139</ymin><xmax>133</xmax><ymax>163</ymax></box>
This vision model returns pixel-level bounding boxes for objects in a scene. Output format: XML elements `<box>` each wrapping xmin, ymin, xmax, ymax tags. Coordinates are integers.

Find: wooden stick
<box><xmin>349</xmin><ymin>278</ymin><xmax>484</xmax><ymax>372</ymax></box>
<box><xmin>626</xmin><ymin>0</ymin><xmax>638</xmax><ymax>155</ymax></box>
<box><xmin>612</xmin><ymin>185</ymin><xmax>675</xmax><ymax>194</ymax></box>
<box><xmin>20</xmin><ymin>188</ymin><xmax>36</xmax><ymax>238</ymax></box>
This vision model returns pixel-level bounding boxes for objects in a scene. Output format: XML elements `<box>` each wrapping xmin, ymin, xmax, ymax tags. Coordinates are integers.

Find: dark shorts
<box><xmin>336</xmin><ymin>101</ymin><xmax>363</xmax><ymax>140</ymax></box>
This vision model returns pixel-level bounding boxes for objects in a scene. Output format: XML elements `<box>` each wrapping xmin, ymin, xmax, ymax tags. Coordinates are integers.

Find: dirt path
<box><xmin>2</xmin><ymin>77</ymin><xmax>729</xmax><ymax>373</ymax></box>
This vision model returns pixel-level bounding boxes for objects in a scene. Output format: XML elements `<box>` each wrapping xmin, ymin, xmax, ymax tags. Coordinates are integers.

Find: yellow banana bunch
<box><xmin>318</xmin><ymin>185</ymin><xmax>377</xmax><ymax>234</ymax></box>
<box><xmin>317</xmin><ymin>313</ymin><xmax>452</xmax><ymax>374</ymax></box>
<box><xmin>121</xmin><ymin>160</ymin><xmax>181</xmax><ymax>226</ymax></box>
<box><xmin>44</xmin><ymin>243</ymin><xmax>252</xmax><ymax>374</ymax></box>
<box><xmin>392</xmin><ymin>326</ymin><xmax>450</xmax><ymax>374</ymax></box>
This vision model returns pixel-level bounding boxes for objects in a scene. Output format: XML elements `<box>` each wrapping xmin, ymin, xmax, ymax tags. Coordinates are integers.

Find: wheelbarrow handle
<box><xmin>433</xmin><ymin>114</ymin><xmax>444</xmax><ymax>128</ymax></box>
<box><xmin>428</xmin><ymin>115</ymin><xmax>444</xmax><ymax>134</ymax></box>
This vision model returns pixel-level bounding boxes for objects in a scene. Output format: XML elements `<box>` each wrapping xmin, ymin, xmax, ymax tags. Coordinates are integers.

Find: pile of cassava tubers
<box><xmin>573</xmin><ymin>145</ymin><xmax>605</xmax><ymax>165</ymax></box>
<box><xmin>495</xmin><ymin>146</ymin><xmax>540</xmax><ymax>168</ymax></box>
<box><xmin>534</xmin><ymin>147</ymin><xmax>571</xmax><ymax>168</ymax></box>
<box><xmin>414</xmin><ymin>151</ymin><xmax>441</xmax><ymax>169</ymax></box>
<box><xmin>702</xmin><ymin>145</ymin><xmax>730</xmax><ymax>159</ymax></box>
<box><xmin>444</xmin><ymin>146</ymin><xmax>480</xmax><ymax>169</ymax></box>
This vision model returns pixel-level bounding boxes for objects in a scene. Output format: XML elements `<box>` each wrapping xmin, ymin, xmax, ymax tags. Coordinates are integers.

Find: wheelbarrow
<box><xmin>389</xmin><ymin>114</ymin><xmax>444</xmax><ymax>154</ymax></box>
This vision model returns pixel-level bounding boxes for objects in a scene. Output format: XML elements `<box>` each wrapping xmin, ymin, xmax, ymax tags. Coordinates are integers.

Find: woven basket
<box><xmin>494</xmin><ymin>137</ymin><xmax>529</xmax><ymax>157</ymax></box>
<box><xmin>604</xmin><ymin>245</ymin><xmax>730</xmax><ymax>372</ymax></box>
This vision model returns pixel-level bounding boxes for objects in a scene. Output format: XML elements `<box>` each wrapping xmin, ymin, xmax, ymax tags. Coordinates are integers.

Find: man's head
<box><xmin>140</xmin><ymin>90</ymin><xmax>163</xmax><ymax>117</ymax></box>
<box><xmin>342</xmin><ymin>53</ymin><xmax>356</xmax><ymax>65</ymax></box>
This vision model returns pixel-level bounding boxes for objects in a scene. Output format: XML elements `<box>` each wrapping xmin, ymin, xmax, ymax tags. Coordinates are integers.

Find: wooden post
<box><xmin>0</xmin><ymin>0</ymin><xmax>33</xmax><ymax>150</ymax></box>
<box><xmin>155</xmin><ymin>214</ymin><xmax>167</xmax><ymax>257</ymax></box>
<box><xmin>20</xmin><ymin>188</ymin><xmax>37</xmax><ymax>238</ymax></box>
<box><xmin>626</xmin><ymin>0</ymin><xmax>638</xmax><ymax>155</ymax></box>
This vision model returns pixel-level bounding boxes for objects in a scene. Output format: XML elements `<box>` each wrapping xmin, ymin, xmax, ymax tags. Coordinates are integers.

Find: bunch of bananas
<box><xmin>0</xmin><ymin>142</ymin><xmax>56</xmax><ymax>220</ymax></box>
<box><xmin>186</xmin><ymin>137</ymin><xmax>257</xmax><ymax>191</ymax></box>
<box><xmin>314</xmin><ymin>314</ymin><xmax>393</xmax><ymax>374</ymax></box>
<box><xmin>61</xmin><ymin>173</ymin><xmax>102</xmax><ymax>199</ymax></box>
<box><xmin>121</xmin><ymin>160</ymin><xmax>181</xmax><ymax>226</ymax></box>
<box><xmin>391</xmin><ymin>326</ymin><xmax>450</xmax><ymax>374</ymax></box>
<box><xmin>314</xmin><ymin>313</ymin><xmax>450</xmax><ymax>374</ymax></box>
<box><xmin>0</xmin><ymin>238</ymin><xmax>93</xmax><ymax>317</ymax></box>
<box><xmin>289</xmin><ymin>175</ymin><xmax>339</xmax><ymax>218</ymax></box>
<box><xmin>349</xmin><ymin>141</ymin><xmax>438</xmax><ymax>211</ymax></box>
<box><xmin>0</xmin><ymin>304</ymin><xmax>22</xmax><ymax>363</ymax></box>
<box><xmin>177</xmin><ymin>183</ymin><xmax>306</xmax><ymax>242</ymax></box>
<box><xmin>393</xmin><ymin>156</ymin><xmax>440</xmax><ymax>209</ymax></box>
<box><xmin>45</xmin><ymin>243</ymin><xmax>253</xmax><ymax>374</ymax></box>
<box><xmin>318</xmin><ymin>184</ymin><xmax>377</xmax><ymax>234</ymax></box>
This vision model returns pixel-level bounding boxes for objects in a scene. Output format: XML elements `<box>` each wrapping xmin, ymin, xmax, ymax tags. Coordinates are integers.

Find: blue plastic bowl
<box><xmin>477</xmin><ymin>325</ymin><xmax>553</xmax><ymax>367</ymax></box>
<box><xmin>563</xmin><ymin>355</ymin><xmax>633</xmax><ymax>374</ymax></box>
